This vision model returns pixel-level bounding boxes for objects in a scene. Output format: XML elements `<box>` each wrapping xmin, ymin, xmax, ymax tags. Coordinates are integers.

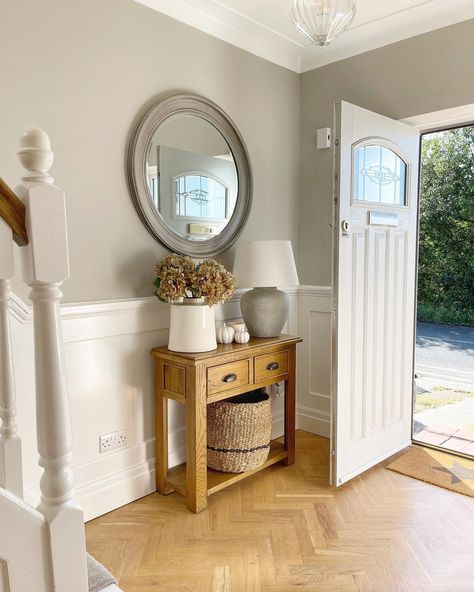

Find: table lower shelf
<box><xmin>165</xmin><ymin>439</ymin><xmax>288</xmax><ymax>497</ymax></box>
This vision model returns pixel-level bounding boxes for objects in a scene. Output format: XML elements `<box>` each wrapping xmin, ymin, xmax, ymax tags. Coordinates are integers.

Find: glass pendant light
<box><xmin>291</xmin><ymin>0</ymin><xmax>356</xmax><ymax>47</ymax></box>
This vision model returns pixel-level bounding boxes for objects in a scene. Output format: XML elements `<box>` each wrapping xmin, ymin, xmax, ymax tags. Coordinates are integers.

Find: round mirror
<box><xmin>127</xmin><ymin>93</ymin><xmax>252</xmax><ymax>257</ymax></box>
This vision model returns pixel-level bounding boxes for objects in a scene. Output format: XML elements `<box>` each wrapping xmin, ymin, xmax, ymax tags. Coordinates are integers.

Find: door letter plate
<box><xmin>369</xmin><ymin>211</ymin><xmax>399</xmax><ymax>227</ymax></box>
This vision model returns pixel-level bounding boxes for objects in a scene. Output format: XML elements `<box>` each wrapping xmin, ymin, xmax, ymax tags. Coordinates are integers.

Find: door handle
<box><xmin>341</xmin><ymin>220</ymin><xmax>351</xmax><ymax>236</ymax></box>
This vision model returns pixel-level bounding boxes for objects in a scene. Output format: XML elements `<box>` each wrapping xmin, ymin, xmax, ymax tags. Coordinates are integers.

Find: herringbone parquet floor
<box><xmin>86</xmin><ymin>432</ymin><xmax>474</xmax><ymax>592</ymax></box>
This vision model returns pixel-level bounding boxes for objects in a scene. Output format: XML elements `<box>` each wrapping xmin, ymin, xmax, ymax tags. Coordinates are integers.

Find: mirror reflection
<box><xmin>145</xmin><ymin>114</ymin><xmax>238</xmax><ymax>242</ymax></box>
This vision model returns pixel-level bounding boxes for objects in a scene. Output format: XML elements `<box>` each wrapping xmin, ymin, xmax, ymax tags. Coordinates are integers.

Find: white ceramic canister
<box><xmin>168</xmin><ymin>298</ymin><xmax>217</xmax><ymax>353</ymax></box>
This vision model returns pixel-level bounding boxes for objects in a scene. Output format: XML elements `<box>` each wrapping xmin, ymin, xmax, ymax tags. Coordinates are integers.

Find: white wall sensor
<box><xmin>317</xmin><ymin>127</ymin><xmax>331</xmax><ymax>149</ymax></box>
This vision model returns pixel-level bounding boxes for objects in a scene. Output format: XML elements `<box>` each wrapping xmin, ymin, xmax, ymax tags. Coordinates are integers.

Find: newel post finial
<box><xmin>17</xmin><ymin>127</ymin><xmax>54</xmax><ymax>184</ymax></box>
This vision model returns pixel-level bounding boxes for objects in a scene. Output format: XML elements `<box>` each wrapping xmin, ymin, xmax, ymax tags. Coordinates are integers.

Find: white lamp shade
<box><xmin>233</xmin><ymin>240</ymin><xmax>299</xmax><ymax>288</ymax></box>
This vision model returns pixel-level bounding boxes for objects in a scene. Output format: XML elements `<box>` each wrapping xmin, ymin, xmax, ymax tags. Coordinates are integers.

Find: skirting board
<box><xmin>297</xmin><ymin>405</ymin><xmax>330</xmax><ymax>438</ymax></box>
<box><xmin>79</xmin><ymin>457</ymin><xmax>156</xmax><ymax>522</ymax></box>
<box><xmin>80</xmin><ymin>409</ymin><xmax>285</xmax><ymax>521</ymax></box>
<box><xmin>79</xmin><ymin>407</ymin><xmax>329</xmax><ymax>522</ymax></box>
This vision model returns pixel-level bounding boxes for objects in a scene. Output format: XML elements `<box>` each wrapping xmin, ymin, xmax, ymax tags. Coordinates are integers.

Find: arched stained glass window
<box><xmin>174</xmin><ymin>173</ymin><xmax>228</xmax><ymax>220</ymax></box>
<box><xmin>353</xmin><ymin>143</ymin><xmax>407</xmax><ymax>205</ymax></box>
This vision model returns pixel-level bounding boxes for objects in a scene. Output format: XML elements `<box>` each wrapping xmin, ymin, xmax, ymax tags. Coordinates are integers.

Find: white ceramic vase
<box><xmin>168</xmin><ymin>298</ymin><xmax>217</xmax><ymax>353</ymax></box>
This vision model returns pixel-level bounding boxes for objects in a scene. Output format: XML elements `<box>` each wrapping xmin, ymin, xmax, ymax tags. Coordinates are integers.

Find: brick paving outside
<box><xmin>415</xmin><ymin>425</ymin><xmax>474</xmax><ymax>454</ymax></box>
<box><xmin>414</xmin><ymin>388</ymin><xmax>474</xmax><ymax>454</ymax></box>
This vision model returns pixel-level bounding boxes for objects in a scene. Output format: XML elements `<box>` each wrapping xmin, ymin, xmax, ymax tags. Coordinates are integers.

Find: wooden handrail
<box><xmin>0</xmin><ymin>177</ymin><xmax>28</xmax><ymax>246</ymax></box>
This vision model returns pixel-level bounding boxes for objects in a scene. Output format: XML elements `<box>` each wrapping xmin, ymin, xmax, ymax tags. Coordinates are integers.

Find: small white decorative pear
<box><xmin>234</xmin><ymin>325</ymin><xmax>250</xmax><ymax>344</ymax></box>
<box><xmin>216</xmin><ymin>323</ymin><xmax>235</xmax><ymax>344</ymax></box>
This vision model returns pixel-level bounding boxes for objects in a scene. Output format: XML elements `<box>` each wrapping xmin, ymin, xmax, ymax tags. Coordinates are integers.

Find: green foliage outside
<box><xmin>417</xmin><ymin>303</ymin><xmax>474</xmax><ymax>325</ymax></box>
<box><xmin>417</xmin><ymin>127</ymin><xmax>474</xmax><ymax>326</ymax></box>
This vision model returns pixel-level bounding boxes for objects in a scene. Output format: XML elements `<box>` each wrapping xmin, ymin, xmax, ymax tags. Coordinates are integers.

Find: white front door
<box><xmin>331</xmin><ymin>101</ymin><xmax>419</xmax><ymax>486</ymax></box>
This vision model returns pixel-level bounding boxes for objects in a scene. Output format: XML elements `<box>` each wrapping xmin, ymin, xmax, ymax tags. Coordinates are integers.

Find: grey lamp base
<box><xmin>240</xmin><ymin>287</ymin><xmax>289</xmax><ymax>338</ymax></box>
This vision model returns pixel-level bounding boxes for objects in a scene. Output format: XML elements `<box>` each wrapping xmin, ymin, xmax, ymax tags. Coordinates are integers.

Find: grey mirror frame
<box><xmin>127</xmin><ymin>92</ymin><xmax>253</xmax><ymax>257</ymax></box>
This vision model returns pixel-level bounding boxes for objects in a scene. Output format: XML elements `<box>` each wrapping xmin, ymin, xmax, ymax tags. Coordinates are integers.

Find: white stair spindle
<box><xmin>17</xmin><ymin>128</ymin><xmax>88</xmax><ymax>592</ymax></box>
<box><xmin>0</xmin><ymin>219</ymin><xmax>23</xmax><ymax>498</ymax></box>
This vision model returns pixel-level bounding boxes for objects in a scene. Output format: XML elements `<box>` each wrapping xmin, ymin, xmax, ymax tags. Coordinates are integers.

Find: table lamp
<box><xmin>233</xmin><ymin>240</ymin><xmax>299</xmax><ymax>337</ymax></box>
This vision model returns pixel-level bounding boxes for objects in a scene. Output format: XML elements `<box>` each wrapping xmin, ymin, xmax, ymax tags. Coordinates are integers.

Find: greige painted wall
<box><xmin>0</xmin><ymin>0</ymin><xmax>299</xmax><ymax>302</ymax></box>
<box><xmin>298</xmin><ymin>18</ymin><xmax>474</xmax><ymax>286</ymax></box>
<box><xmin>3</xmin><ymin>1</ymin><xmax>473</xmax><ymax>296</ymax></box>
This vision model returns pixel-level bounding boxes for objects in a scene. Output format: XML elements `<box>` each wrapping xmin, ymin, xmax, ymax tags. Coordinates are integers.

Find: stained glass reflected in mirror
<box><xmin>354</xmin><ymin>144</ymin><xmax>407</xmax><ymax>205</ymax></box>
<box><xmin>145</xmin><ymin>113</ymin><xmax>238</xmax><ymax>242</ymax></box>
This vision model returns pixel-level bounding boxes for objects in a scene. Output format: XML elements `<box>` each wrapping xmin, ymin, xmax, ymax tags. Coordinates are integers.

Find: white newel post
<box><xmin>0</xmin><ymin>219</ymin><xmax>23</xmax><ymax>498</ymax></box>
<box><xmin>17</xmin><ymin>128</ymin><xmax>88</xmax><ymax>592</ymax></box>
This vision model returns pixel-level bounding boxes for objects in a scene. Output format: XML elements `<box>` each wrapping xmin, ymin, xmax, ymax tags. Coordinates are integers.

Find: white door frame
<box><xmin>401</xmin><ymin>103</ymin><xmax>474</xmax><ymax>444</ymax></box>
<box><xmin>401</xmin><ymin>103</ymin><xmax>474</xmax><ymax>132</ymax></box>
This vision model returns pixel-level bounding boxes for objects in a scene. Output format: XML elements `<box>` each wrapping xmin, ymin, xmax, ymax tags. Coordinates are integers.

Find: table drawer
<box><xmin>208</xmin><ymin>359</ymin><xmax>251</xmax><ymax>396</ymax></box>
<box><xmin>255</xmin><ymin>351</ymin><xmax>288</xmax><ymax>383</ymax></box>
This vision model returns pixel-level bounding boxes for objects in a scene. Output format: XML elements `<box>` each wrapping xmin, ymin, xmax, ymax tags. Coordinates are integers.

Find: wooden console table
<box><xmin>151</xmin><ymin>334</ymin><xmax>302</xmax><ymax>513</ymax></box>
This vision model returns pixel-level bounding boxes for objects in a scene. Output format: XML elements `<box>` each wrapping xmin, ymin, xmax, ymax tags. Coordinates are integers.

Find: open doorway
<box><xmin>413</xmin><ymin>124</ymin><xmax>474</xmax><ymax>457</ymax></box>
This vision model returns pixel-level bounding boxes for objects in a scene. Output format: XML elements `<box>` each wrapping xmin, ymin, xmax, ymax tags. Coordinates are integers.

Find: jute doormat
<box><xmin>387</xmin><ymin>445</ymin><xmax>474</xmax><ymax>498</ymax></box>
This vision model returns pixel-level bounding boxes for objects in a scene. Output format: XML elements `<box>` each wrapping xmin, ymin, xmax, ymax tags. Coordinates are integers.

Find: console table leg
<box><xmin>186</xmin><ymin>364</ymin><xmax>208</xmax><ymax>513</ymax></box>
<box><xmin>283</xmin><ymin>343</ymin><xmax>296</xmax><ymax>466</ymax></box>
<box><xmin>155</xmin><ymin>360</ymin><xmax>174</xmax><ymax>495</ymax></box>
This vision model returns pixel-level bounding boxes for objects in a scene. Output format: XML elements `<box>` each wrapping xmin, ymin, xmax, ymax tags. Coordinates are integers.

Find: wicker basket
<box><xmin>207</xmin><ymin>390</ymin><xmax>272</xmax><ymax>473</ymax></box>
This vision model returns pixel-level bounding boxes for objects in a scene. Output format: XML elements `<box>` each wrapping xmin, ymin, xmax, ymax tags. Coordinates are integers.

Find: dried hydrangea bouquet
<box><xmin>154</xmin><ymin>254</ymin><xmax>235</xmax><ymax>352</ymax></box>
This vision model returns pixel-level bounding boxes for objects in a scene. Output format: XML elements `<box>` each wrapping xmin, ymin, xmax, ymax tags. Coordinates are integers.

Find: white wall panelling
<box><xmin>297</xmin><ymin>286</ymin><xmax>332</xmax><ymax>438</ymax></box>
<box><xmin>10</xmin><ymin>285</ymin><xmax>330</xmax><ymax>521</ymax></box>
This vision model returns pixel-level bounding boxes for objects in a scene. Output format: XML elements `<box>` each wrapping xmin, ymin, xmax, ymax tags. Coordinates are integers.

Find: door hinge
<box><xmin>335</xmin><ymin>139</ymin><xmax>340</xmax><ymax>146</ymax></box>
<box><xmin>330</xmin><ymin>449</ymin><xmax>335</xmax><ymax>456</ymax></box>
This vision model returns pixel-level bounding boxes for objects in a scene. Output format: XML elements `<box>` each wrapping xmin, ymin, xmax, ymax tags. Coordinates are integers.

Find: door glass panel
<box><xmin>174</xmin><ymin>173</ymin><xmax>228</xmax><ymax>220</ymax></box>
<box><xmin>354</xmin><ymin>144</ymin><xmax>407</xmax><ymax>205</ymax></box>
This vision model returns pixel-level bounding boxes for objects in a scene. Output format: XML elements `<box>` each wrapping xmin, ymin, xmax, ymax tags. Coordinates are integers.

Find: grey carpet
<box><xmin>87</xmin><ymin>553</ymin><xmax>117</xmax><ymax>592</ymax></box>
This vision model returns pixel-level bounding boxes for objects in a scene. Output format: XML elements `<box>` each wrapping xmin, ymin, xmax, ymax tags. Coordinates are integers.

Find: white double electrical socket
<box><xmin>99</xmin><ymin>429</ymin><xmax>127</xmax><ymax>453</ymax></box>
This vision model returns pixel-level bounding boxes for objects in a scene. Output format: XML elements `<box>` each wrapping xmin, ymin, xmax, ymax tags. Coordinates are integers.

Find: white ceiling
<box><xmin>134</xmin><ymin>0</ymin><xmax>474</xmax><ymax>72</ymax></box>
